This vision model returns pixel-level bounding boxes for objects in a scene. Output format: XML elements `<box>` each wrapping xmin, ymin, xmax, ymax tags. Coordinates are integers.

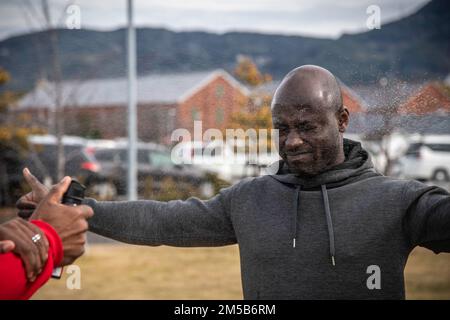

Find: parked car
<box><xmin>25</xmin><ymin>135</ymin><xmax>104</xmax><ymax>188</ymax></box>
<box><xmin>171</xmin><ymin>140</ymin><xmax>279</xmax><ymax>182</ymax></box>
<box><xmin>90</xmin><ymin>141</ymin><xmax>214</xmax><ymax>198</ymax></box>
<box><xmin>395</xmin><ymin>135</ymin><xmax>450</xmax><ymax>182</ymax></box>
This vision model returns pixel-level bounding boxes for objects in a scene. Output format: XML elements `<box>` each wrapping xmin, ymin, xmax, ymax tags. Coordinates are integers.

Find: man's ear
<box><xmin>338</xmin><ymin>107</ymin><xmax>350</xmax><ymax>133</ymax></box>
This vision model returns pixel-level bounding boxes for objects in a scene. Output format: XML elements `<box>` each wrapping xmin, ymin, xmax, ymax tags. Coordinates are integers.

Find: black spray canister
<box><xmin>62</xmin><ymin>180</ymin><xmax>86</xmax><ymax>206</ymax></box>
<box><xmin>52</xmin><ymin>179</ymin><xmax>86</xmax><ymax>279</ymax></box>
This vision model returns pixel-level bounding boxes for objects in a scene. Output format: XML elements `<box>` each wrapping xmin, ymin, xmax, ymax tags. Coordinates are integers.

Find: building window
<box><xmin>216</xmin><ymin>107</ymin><xmax>224</xmax><ymax>124</ymax></box>
<box><xmin>216</xmin><ymin>85</ymin><xmax>224</xmax><ymax>98</ymax></box>
<box><xmin>191</xmin><ymin>108</ymin><xmax>201</xmax><ymax>121</ymax></box>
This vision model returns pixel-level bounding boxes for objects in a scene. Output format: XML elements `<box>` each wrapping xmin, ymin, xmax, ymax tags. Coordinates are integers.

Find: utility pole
<box><xmin>127</xmin><ymin>0</ymin><xmax>138</xmax><ymax>200</ymax></box>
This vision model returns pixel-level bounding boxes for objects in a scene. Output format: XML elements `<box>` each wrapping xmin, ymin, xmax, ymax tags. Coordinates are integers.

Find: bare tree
<box><xmin>18</xmin><ymin>0</ymin><xmax>114</xmax><ymax>181</ymax></box>
<box><xmin>41</xmin><ymin>0</ymin><xmax>66</xmax><ymax>180</ymax></box>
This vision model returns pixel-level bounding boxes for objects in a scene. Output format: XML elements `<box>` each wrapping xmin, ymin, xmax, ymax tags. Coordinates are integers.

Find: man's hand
<box><xmin>30</xmin><ymin>176</ymin><xmax>94</xmax><ymax>266</ymax></box>
<box><xmin>0</xmin><ymin>218</ymin><xmax>50</xmax><ymax>282</ymax></box>
<box><xmin>16</xmin><ymin>168</ymin><xmax>49</xmax><ymax>219</ymax></box>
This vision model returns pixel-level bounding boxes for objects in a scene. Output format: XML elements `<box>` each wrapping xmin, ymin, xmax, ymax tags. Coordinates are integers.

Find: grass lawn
<box><xmin>32</xmin><ymin>244</ymin><xmax>450</xmax><ymax>300</ymax></box>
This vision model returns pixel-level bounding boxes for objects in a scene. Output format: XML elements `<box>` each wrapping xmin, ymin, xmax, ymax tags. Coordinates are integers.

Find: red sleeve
<box><xmin>0</xmin><ymin>220</ymin><xmax>63</xmax><ymax>300</ymax></box>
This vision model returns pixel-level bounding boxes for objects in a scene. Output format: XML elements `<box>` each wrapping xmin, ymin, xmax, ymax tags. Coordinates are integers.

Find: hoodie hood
<box><xmin>268</xmin><ymin>139</ymin><xmax>381</xmax><ymax>266</ymax></box>
<box><xmin>269</xmin><ymin>138</ymin><xmax>381</xmax><ymax>189</ymax></box>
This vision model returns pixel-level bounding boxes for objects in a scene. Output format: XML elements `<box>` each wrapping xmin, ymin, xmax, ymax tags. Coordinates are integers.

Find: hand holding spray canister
<box><xmin>51</xmin><ymin>180</ymin><xmax>86</xmax><ymax>279</ymax></box>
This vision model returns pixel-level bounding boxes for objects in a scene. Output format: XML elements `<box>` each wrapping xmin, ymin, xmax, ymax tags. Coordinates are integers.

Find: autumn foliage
<box><xmin>233</xmin><ymin>55</ymin><xmax>271</xmax><ymax>87</ymax></box>
<box><xmin>0</xmin><ymin>68</ymin><xmax>44</xmax><ymax>205</ymax></box>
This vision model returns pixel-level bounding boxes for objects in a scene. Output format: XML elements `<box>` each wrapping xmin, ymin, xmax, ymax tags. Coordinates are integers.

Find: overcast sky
<box><xmin>0</xmin><ymin>0</ymin><xmax>430</xmax><ymax>41</ymax></box>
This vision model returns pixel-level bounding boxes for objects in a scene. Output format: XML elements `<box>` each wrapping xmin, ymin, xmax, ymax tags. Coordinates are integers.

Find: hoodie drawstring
<box><xmin>321</xmin><ymin>185</ymin><xmax>336</xmax><ymax>266</ymax></box>
<box><xmin>292</xmin><ymin>185</ymin><xmax>301</xmax><ymax>248</ymax></box>
<box><xmin>292</xmin><ymin>184</ymin><xmax>336</xmax><ymax>267</ymax></box>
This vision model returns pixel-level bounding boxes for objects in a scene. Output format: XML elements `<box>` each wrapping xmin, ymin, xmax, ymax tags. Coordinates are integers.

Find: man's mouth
<box><xmin>286</xmin><ymin>150</ymin><xmax>312</xmax><ymax>157</ymax></box>
<box><xmin>286</xmin><ymin>151</ymin><xmax>313</xmax><ymax>163</ymax></box>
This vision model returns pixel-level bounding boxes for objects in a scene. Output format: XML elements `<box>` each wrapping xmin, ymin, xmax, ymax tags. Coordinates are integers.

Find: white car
<box><xmin>171</xmin><ymin>140</ymin><xmax>279</xmax><ymax>183</ymax></box>
<box><xmin>397</xmin><ymin>135</ymin><xmax>450</xmax><ymax>182</ymax></box>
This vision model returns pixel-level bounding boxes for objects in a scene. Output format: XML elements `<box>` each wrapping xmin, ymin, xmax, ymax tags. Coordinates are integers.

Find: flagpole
<box><xmin>127</xmin><ymin>0</ymin><xmax>137</xmax><ymax>200</ymax></box>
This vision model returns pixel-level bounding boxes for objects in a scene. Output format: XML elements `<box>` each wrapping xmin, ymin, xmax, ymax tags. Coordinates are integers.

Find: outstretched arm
<box><xmin>84</xmin><ymin>186</ymin><xmax>237</xmax><ymax>247</ymax></box>
<box><xmin>403</xmin><ymin>180</ymin><xmax>450</xmax><ymax>253</ymax></box>
<box><xmin>17</xmin><ymin>167</ymin><xmax>237</xmax><ymax>248</ymax></box>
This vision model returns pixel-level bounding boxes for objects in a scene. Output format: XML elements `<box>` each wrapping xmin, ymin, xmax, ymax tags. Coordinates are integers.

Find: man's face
<box><xmin>272</xmin><ymin>104</ymin><xmax>342</xmax><ymax>177</ymax></box>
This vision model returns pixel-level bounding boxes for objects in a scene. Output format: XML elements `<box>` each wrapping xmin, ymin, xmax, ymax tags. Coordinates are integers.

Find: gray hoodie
<box><xmin>84</xmin><ymin>139</ymin><xmax>450</xmax><ymax>299</ymax></box>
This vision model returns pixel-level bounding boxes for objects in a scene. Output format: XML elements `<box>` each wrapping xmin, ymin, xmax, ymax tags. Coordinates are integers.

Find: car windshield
<box><xmin>95</xmin><ymin>149</ymin><xmax>120</xmax><ymax>162</ymax></box>
<box><xmin>426</xmin><ymin>144</ymin><xmax>450</xmax><ymax>152</ymax></box>
<box><xmin>405</xmin><ymin>143</ymin><xmax>422</xmax><ymax>156</ymax></box>
<box><xmin>150</xmin><ymin>151</ymin><xmax>173</xmax><ymax>167</ymax></box>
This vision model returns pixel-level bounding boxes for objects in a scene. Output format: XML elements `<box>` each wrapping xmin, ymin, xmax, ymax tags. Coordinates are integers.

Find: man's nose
<box><xmin>285</xmin><ymin>131</ymin><xmax>304</xmax><ymax>150</ymax></box>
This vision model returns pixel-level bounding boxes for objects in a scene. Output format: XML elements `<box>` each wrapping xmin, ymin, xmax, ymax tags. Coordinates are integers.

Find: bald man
<box><xmin>17</xmin><ymin>65</ymin><xmax>450</xmax><ymax>300</ymax></box>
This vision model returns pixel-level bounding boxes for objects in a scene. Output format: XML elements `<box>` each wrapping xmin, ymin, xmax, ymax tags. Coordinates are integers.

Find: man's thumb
<box><xmin>47</xmin><ymin>176</ymin><xmax>72</xmax><ymax>203</ymax></box>
<box><xmin>0</xmin><ymin>240</ymin><xmax>15</xmax><ymax>254</ymax></box>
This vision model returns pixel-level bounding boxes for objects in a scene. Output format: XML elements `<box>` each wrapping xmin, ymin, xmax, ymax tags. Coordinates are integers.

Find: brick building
<box><xmin>339</xmin><ymin>83</ymin><xmax>366</xmax><ymax>113</ymax></box>
<box><xmin>398</xmin><ymin>82</ymin><xmax>450</xmax><ymax>115</ymax></box>
<box><xmin>16</xmin><ymin>69</ymin><xmax>249</xmax><ymax>143</ymax></box>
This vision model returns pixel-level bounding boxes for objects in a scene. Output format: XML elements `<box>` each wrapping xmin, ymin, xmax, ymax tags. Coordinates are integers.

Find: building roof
<box><xmin>338</xmin><ymin>81</ymin><xmax>366</xmax><ymax>113</ymax></box>
<box><xmin>395</xmin><ymin>114</ymin><xmax>450</xmax><ymax>135</ymax></box>
<box><xmin>398</xmin><ymin>82</ymin><xmax>450</xmax><ymax>114</ymax></box>
<box><xmin>16</xmin><ymin>69</ymin><xmax>249</xmax><ymax>110</ymax></box>
<box><xmin>250</xmin><ymin>80</ymin><xmax>280</xmax><ymax>97</ymax></box>
<box><xmin>346</xmin><ymin>113</ymin><xmax>450</xmax><ymax>136</ymax></box>
<box><xmin>445</xmin><ymin>74</ymin><xmax>450</xmax><ymax>86</ymax></box>
<box><xmin>351</xmin><ymin>81</ymin><xmax>423</xmax><ymax>111</ymax></box>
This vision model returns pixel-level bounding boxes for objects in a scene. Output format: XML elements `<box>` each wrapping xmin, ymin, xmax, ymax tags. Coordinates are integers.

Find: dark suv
<box><xmin>24</xmin><ymin>135</ymin><xmax>104</xmax><ymax>188</ymax></box>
